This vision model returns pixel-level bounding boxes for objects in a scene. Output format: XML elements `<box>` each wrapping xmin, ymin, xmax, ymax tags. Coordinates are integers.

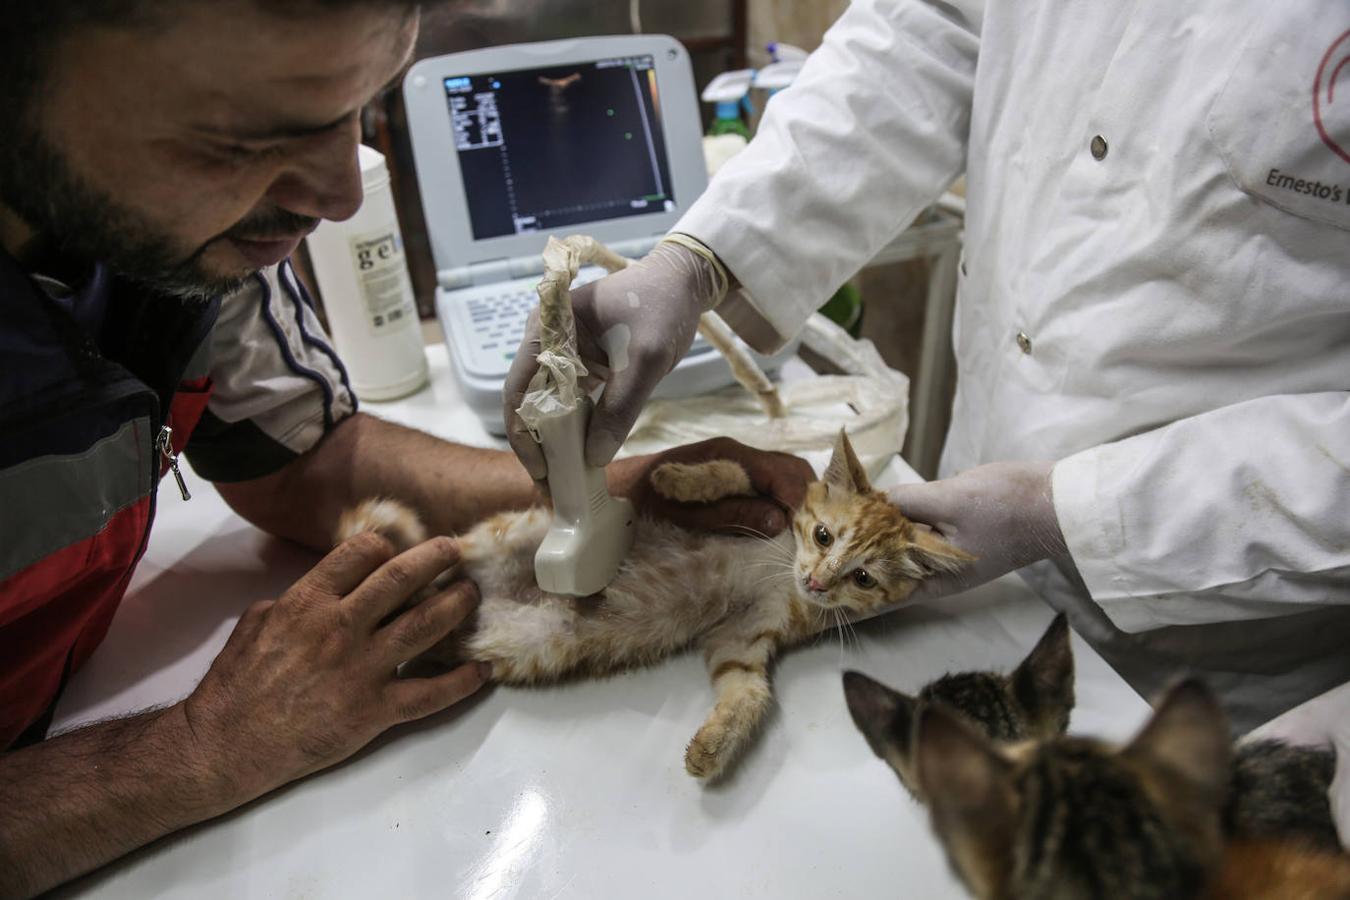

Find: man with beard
<box><xmin>0</xmin><ymin>2</ymin><xmax>811</xmax><ymax>894</ymax></box>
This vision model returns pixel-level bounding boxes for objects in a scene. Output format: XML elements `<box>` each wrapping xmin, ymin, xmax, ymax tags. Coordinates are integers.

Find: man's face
<box><xmin>0</xmin><ymin>2</ymin><xmax>417</xmax><ymax>298</ymax></box>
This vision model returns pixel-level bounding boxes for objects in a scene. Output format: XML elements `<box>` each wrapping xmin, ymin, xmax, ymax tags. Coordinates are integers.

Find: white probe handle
<box><xmin>533</xmin><ymin>400</ymin><xmax>634</xmax><ymax>595</ymax></box>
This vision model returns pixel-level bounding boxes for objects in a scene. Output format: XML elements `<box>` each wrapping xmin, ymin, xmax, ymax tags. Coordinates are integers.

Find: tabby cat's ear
<box><xmin>916</xmin><ymin>705</ymin><xmax>1018</xmax><ymax>891</ymax></box>
<box><xmin>1122</xmin><ymin>678</ymin><xmax>1231</xmax><ymax>805</ymax></box>
<box><xmin>843</xmin><ymin>671</ymin><xmax>920</xmax><ymax>792</ymax></box>
<box><xmin>1010</xmin><ymin>613</ymin><xmax>1075</xmax><ymax>738</ymax></box>
<box><xmin>824</xmin><ymin>429</ymin><xmax>870</xmax><ymax>493</ymax></box>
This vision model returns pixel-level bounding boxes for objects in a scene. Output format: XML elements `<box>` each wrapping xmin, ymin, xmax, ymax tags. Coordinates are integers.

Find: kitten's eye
<box><xmin>814</xmin><ymin>524</ymin><xmax>832</xmax><ymax>547</ymax></box>
<box><xmin>852</xmin><ymin>568</ymin><xmax>876</xmax><ymax>588</ymax></box>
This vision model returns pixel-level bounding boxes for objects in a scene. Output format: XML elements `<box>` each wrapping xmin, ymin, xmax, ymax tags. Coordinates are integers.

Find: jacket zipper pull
<box><xmin>156</xmin><ymin>425</ymin><xmax>191</xmax><ymax>501</ymax></box>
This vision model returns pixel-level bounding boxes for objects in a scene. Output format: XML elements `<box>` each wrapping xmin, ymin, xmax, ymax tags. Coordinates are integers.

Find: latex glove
<box><xmin>1247</xmin><ymin>681</ymin><xmax>1350</xmax><ymax>847</ymax></box>
<box><xmin>504</xmin><ymin>236</ymin><xmax>728</xmax><ymax>480</ymax></box>
<box><xmin>609</xmin><ymin>437</ymin><xmax>814</xmax><ymax>536</ymax></box>
<box><xmin>885</xmin><ymin>461</ymin><xmax>1067</xmax><ymax>603</ymax></box>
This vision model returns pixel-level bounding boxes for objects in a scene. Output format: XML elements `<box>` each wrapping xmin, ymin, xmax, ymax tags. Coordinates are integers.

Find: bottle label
<box><xmin>349</xmin><ymin>229</ymin><xmax>417</xmax><ymax>336</ymax></box>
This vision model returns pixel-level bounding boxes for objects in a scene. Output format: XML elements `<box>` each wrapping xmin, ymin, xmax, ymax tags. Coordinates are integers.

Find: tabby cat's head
<box><xmin>915</xmin><ymin>679</ymin><xmax>1231</xmax><ymax>900</ymax></box>
<box><xmin>843</xmin><ymin>613</ymin><xmax>1074</xmax><ymax>797</ymax></box>
<box><xmin>791</xmin><ymin>431</ymin><xmax>971</xmax><ymax>614</ymax></box>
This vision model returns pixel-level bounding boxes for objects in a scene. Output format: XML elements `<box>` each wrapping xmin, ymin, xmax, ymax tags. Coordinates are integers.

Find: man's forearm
<box><xmin>216</xmin><ymin>413</ymin><xmax>543</xmax><ymax>550</ymax></box>
<box><xmin>0</xmin><ymin>704</ymin><xmax>242</xmax><ymax>898</ymax></box>
<box><xmin>219</xmin><ymin>412</ymin><xmax>658</xmax><ymax>550</ymax></box>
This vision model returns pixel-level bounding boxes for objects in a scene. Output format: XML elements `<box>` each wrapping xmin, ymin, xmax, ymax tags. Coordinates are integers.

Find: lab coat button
<box><xmin>1090</xmin><ymin>135</ymin><xmax>1108</xmax><ymax>160</ymax></box>
<box><xmin>1016</xmin><ymin>331</ymin><xmax>1033</xmax><ymax>354</ymax></box>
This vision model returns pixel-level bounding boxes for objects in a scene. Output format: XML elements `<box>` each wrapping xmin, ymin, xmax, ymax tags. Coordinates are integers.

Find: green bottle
<box><xmin>819</xmin><ymin>281</ymin><xmax>863</xmax><ymax>337</ymax></box>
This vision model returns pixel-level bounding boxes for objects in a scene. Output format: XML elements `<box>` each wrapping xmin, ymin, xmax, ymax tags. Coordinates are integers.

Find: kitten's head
<box><xmin>843</xmin><ymin>613</ymin><xmax>1074</xmax><ymax>797</ymax></box>
<box><xmin>791</xmin><ymin>431</ymin><xmax>971</xmax><ymax>614</ymax></box>
<box><xmin>914</xmin><ymin>679</ymin><xmax>1231</xmax><ymax>900</ymax></box>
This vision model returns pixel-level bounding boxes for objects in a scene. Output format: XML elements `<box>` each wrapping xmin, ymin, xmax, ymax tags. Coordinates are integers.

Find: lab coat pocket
<box><xmin>1206</xmin><ymin>8</ymin><xmax>1350</xmax><ymax>231</ymax></box>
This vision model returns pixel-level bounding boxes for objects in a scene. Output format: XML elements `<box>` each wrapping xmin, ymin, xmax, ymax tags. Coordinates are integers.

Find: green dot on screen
<box><xmin>625</xmin><ymin>132</ymin><xmax>633</xmax><ymax>139</ymax></box>
<box><xmin>607</xmin><ymin>108</ymin><xmax>615</xmax><ymax>116</ymax></box>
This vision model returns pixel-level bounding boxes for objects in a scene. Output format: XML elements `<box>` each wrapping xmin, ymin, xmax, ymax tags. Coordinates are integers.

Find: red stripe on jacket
<box><xmin>0</xmin><ymin>380</ymin><xmax>213</xmax><ymax>749</ymax></box>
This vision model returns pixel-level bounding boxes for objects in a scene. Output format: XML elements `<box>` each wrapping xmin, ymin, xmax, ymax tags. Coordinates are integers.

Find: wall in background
<box><xmin>746</xmin><ymin>0</ymin><xmax>847</xmax><ymax>64</ymax></box>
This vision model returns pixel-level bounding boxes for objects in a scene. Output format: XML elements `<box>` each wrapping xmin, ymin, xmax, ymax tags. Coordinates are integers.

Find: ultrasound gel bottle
<box><xmin>305</xmin><ymin>144</ymin><xmax>429</xmax><ymax>401</ymax></box>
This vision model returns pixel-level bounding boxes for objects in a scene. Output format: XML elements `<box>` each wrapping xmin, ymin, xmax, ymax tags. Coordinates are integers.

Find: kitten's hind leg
<box><xmin>685</xmin><ymin>627</ymin><xmax>779</xmax><ymax>781</ymax></box>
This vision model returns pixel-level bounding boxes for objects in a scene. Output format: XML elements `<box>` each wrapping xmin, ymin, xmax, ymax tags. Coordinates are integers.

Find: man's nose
<box><xmin>265</xmin><ymin>121</ymin><xmax>366</xmax><ymax>224</ymax></box>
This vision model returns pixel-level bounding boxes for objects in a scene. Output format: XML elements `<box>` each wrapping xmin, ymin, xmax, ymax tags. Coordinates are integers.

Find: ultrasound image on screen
<box><xmin>445</xmin><ymin>55</ymin><xmax>676</xmax><ymax>240</ymax></box>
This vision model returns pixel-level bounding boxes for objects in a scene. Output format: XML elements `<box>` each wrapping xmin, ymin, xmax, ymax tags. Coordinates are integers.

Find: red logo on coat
<box><xmin>1314</xmin><ymin>28</ymin><xmax>1350</xmax><ymax>164</ymax></box>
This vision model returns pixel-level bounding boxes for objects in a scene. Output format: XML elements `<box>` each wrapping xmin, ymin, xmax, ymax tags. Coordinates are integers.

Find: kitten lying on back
<box><xmin>337</xmin><ymin>431</ymin><xmax>969</xmax><ymax>782</ymax></box>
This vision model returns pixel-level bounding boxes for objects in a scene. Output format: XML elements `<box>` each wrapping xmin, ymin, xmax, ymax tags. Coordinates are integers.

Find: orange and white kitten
<box><xmin>337</xmin><ymin>432</ymin><xmax>969</xmax><ymax>781</ymax></box>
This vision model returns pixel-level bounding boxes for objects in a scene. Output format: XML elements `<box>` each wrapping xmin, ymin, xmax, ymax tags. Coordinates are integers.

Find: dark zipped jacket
<box><xmin>0</xmin><ymin>254</ymin><xmax>356</xmax><ymax>749</ymax></box>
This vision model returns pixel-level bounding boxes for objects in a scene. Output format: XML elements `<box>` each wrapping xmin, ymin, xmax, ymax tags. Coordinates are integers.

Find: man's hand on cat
<box><xmin>612</xmin><ymin>437</ymin><xmax>813</xmax><ymax>536</ymax></box>
<box><xmin>504</xmin><ymin>238</ymin><xmax>727</xmax><ymax>477</ymax></box>
<box><xmin>886</xmin><ymin>461</ymin><xmax>1069</xmax><ymax>602</ymax></box>
<box><xmin>176</xmin><ymin>533</ymin><xmax>489</xmax><ymax>803</ymax></box>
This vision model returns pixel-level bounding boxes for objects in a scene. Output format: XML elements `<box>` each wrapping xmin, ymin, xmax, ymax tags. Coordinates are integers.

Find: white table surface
<box><xmin>51</xmin><ymin>346</ymin><xmax>1150</xmax><ymax>899</ymax></box>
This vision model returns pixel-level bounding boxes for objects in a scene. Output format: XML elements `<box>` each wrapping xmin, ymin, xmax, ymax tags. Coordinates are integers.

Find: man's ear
<box><xmin>843</xmin><ymin>671</ymin><xmax>921</xmax><ymax>794</ymax></box>
<box><xmin>916</xmin><ymin>705</ymin><xmax>1019</xmax><ymax>896</ymax></box>
<box><xmin>908</xmin><ymin>527</ymin><xmax>975</xmax><ymax>577</ymax></box>
<box><xmin>1010</xmin><ymin>613</ymin><xmax>1075</xmax><ymax>738</ymax></box>
<box><xmin>823</xmin><ymin>429</ymin><xmax>870</xmax><ymax>493</ymax></box>
<box><xmin>1121</xmin><ymin>678</ymin><xmax>1231</xmax><ymax>806</ymax></box>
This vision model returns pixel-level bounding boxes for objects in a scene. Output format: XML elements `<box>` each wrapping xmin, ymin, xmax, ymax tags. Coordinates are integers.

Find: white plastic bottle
<box><xmin>305</xmin><ymin>144</ymin><xmax>429</xmax><ymax>401</ymax></box>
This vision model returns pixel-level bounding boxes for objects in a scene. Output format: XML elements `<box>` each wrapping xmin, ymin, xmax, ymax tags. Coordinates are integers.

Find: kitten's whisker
<box><xmin>833</xmin><ymin>607</ymin><xmax>847</xmax><ymax>664</ymax></box>
<box><xmin>842</xmin><ymin>614</ymin><xmax>862</xmax><ymax>653</ymax></box>
<box><xmin>721</xmin><ymin>523</ymin><xmax>776</xmax><ymax>541</ymax></box>
<box><xmin>751</xmin><ymin>571</ymin><xmax>793</xmax><ymax>590</ymax></box>
<box><xmin>721</xmin><ymin>525</ymin><xmax>795</xmax><ymax>561</ymax></box>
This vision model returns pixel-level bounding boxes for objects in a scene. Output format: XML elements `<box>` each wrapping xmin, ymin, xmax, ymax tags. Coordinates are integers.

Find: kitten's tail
<box><xmin>650</xmin><ymin>460</ymin><xmax>754</xmax><ymax>504</ymax></box>
<box><xmin>335</xmin><ymin>497</ymin><xmax>428</xmax><ymax>552</ymax></box>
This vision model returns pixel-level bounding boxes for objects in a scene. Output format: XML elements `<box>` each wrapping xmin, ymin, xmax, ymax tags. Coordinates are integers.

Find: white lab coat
<box><xmin>677</xmin><ymin>0</ymin><xmax>1350</xmax><ymax>728</ymax></box>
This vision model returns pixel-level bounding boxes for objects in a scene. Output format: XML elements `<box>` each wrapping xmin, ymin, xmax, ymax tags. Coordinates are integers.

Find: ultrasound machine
<box><xmin>402</xmin><ymin>35</ymin><xmax>796</xmax><ymax>434</ymax></box>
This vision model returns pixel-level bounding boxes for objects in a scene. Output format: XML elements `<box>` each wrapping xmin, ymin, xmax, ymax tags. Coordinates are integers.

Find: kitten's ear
<box><xmin>843</xmin><ymin>671</ymin><xmax>921</xmax><ymax>792</ymax></box>
<box><xmin>907</xmin><ymin>527</ymin><xmax>975</xmax><ymax>577</ymax></box>
<box><xmin>824</xmin><ymin>429</ymin><xmax>870</xmax><ymax>493</ymax></box>
<box><xmin>1010</xmin><ymin>613</ymin><xmax>1075</xmax><ymax>738</ymax></box>
<box><xmin>916</xmin><ymin>705</ymin><xmax>1018</xmax><ymax>892</ymax></box>
<box><xmin>1122</xmin><ymin>678</ymin><xmax>1231</xmax><ymax>805</ymax></box>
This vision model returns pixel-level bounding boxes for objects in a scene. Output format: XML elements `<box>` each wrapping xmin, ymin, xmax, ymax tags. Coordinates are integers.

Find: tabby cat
<box><xmin>846</xmin><ymin>642</ymin><xmax>1348</xmax><ymax>898</ymax></box>
<box><xmin>843</xmin><ymin>613</ymin><xmax>1075</xmax><ymax>799</ymax></box>
<box><xmin>845</xmin><ymin>616</ymin><xmax>1340</xmax><ymax>850</ymax></box>
<box><xmin>337</xmin><ymin>431</ymin><xmax>970</xmax><ymax>781</ymax></box>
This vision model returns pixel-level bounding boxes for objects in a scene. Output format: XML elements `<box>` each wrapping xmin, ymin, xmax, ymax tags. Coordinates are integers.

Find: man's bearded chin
<box><xmin>0</xmin><ymin>120</ymin><xmax>313</xmax><ymax>301</ymax></box>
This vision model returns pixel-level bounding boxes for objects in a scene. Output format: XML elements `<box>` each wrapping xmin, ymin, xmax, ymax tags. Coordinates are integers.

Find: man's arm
<box><xmin>215</xmin><ymin>412</ymin><xmax>542</xmax><ymax>550</ymax></box>
<box><xmin>0</xmin><ymin>534</ymin><xmax>487</xmax><ymax>898</ymax></box>
<box><xmin>215</xmin><ymin>413</ymin><xmax>813</xmax><ymax>551</ymax></box>
<box><xmin>676</xmin><ymin>0</ymin><xmax>983</xmax><ymax>351</ymax></box>
<box><xmin>885</xmin><ymin>392</ymin><xmax>1350</xmax><ymax>633</ymax></box>
<box><xmin>1049</xmin><ymin>391</ymin><xmax>1350</xmax><ymax>632</ymax></box>
<box><xmin>504</xmin><ymin>0</ymin><xmax>984</xmax><ymax>461</ymax></box>
<box><xmin>0</xmin><ymin>704</ymin><xmax>229</xmax><ymax>898</ymax></box>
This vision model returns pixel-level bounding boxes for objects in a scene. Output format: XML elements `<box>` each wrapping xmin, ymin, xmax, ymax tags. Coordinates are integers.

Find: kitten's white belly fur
<box><xmin>453</xmin><ymin>508</ymin><xmax>801</xmax><ymax>682</ymax></box>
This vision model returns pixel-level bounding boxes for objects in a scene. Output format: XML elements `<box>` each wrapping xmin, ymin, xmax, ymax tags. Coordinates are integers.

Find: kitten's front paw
<box><xmin>684</xmin><ymin>726</ymin><xmax>731</xmax><ymax>780</ymax></box>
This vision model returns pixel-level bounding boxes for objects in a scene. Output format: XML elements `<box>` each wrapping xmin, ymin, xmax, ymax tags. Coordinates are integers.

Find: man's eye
<box><xmin>852</xmin><ymin>568</ymin><xmax>876</xmax><ymax>588</ymax></box>
<box><xmin>814</xmin><ymin>524</ymin><xmax>832</xmax><ymax>547</ymax></box>
<box><xmin>215</xmin><ymin>142</ymin><xmax>285</xmax><ymax>163</ymax></box>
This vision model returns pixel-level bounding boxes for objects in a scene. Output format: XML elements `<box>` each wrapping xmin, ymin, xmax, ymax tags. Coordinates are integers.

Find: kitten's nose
<box><xmin>808</xmin><ymin>576</ymin><xmax>828</xmax><ymax>593</ymax></box>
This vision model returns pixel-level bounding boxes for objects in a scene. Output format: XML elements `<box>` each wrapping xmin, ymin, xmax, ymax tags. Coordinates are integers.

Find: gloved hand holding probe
<box><xmin>503</xmin><ymin>235</ymin><xmax>729</xmax><ymax>478</ymax></box>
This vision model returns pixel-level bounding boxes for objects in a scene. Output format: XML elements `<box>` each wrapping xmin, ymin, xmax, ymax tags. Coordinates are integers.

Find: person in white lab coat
<box><xmin>506</xmin><ymin>0</ymin><xmax>1350</xmax><ymax>741</ymax></box>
